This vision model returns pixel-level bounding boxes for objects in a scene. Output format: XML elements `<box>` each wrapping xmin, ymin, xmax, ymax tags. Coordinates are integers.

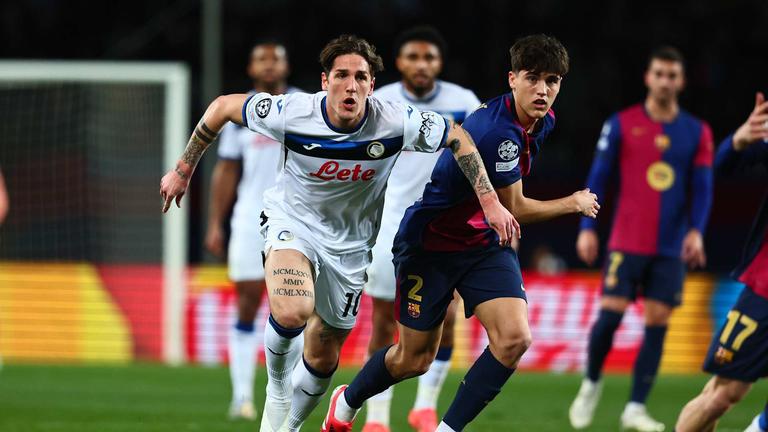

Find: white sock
<box><xmin>413</xmin><ymin>358</ymin><xmax>450</xmax><ymax>410</ymax></box>
<box><xmin>364</xmin><ymin>386</ymin><xmax>393</xmax><ymax>425</ymax></box>
<box><xmin>263</xmin><ymin>318</ymin><xmax>304</xmax><ymax>431</ymax></box>
<box><xmin>334</xmin><ymin>387</ymin><xmax>360</xmax><ymax>423</ymax></box>
<box><xmin>228</xmin><ymin>323</ymin><xmax>258</xmax><ymax>402</ymax></box>
<box><xmin>286</xmin><ymin>357</ymin><xmax>334</xmax><ymax>431</ymax></box>
<box><xmin>436</xmin><ymin>421</ymin><xmax>457</xmax><ymax>432</ymax></box>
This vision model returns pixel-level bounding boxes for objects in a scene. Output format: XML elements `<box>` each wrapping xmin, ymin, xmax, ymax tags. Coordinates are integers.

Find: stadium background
<box><xmin>0</xmin><ymin>0</ymin><xmax>767</xmax><ymax>430</ymax></box>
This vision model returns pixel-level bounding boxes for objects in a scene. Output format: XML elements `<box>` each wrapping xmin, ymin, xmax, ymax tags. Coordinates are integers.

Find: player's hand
<box><xmin>481</xmin><ymin>197</ymin><xmax>521</xmax><ymax>247</ymax></box>
<box><xmin>576</xmin><ymin>229</ymin><xmax>599</xmax><ymax>266</ymax></box>
<box><xmin>160</xmin><ymin>167</ymin><xmax>190</xmax><ymax>213</ymax></box>
<box><xmin>681</xmin><ymin>229</ymin><xmax>706</xmax><ymax>269</ymax></box>
<box><xmin>733</xmin><ymin>92</ymin><xmax>768</xmax><ymax>150</ymax></box>
<box><xmin>205</xmin><ymin>222</ymin><xmax>225</xmax><ymax>257</ymax></box>
<box><xmin>573</xmin><ymin>188</ymin><xmax>600</xmax><ymax>218</ymax></box>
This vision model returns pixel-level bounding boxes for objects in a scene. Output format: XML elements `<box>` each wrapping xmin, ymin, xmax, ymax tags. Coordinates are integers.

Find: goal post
<box><xmin>0</xmin><ymin>61</ymin><xmax>190</xmax><ymax>365</ymax></box>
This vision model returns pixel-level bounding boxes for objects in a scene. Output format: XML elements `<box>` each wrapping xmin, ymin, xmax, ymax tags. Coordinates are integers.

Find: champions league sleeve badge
<box><xmin>255</xmin><ymin>98</ymin><xmax>272</xmax><ymax>118</ymax></box>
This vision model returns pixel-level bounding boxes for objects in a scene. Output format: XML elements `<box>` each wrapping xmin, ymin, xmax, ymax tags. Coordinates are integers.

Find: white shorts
<box><xmin>228</xmin><ymin>220</ymin><xmax>266</xmax><ymax>282</ymax></box>
<box><xmin>363</xmin><ymin>220</ymin><xmax>397</xmax><ymax>301</ymax></box>
<box><xmin>262</xmin><ymin>211</ymin><xmax>371</xmax><ymax>330</ymax></box>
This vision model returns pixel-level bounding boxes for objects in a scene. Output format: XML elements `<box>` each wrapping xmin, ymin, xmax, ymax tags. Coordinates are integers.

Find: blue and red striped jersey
<box><xmin>580</xmin><ymin>104</ymin><xmax>714</xmax><ymax>258</ymax></box>
<box><xmin>715</xmin><ymin>134</ymin><xmax>768</xmax><ymax>299</ymax></box>
<box><xmin>394</xmin><ymin>93</ymin><xmax>555</xmax><ymax>255</ymax></box>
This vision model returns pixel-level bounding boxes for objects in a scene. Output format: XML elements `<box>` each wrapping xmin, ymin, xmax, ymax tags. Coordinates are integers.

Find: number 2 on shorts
<box><xmin>407</xmin><ymin>275</ymin><xmax>423</xmax><ymax>302</ymax></box>
<box><xmin>719</xmin><ymin>310</ymin><xmax>758</xmax><ymax>351</ymax></box>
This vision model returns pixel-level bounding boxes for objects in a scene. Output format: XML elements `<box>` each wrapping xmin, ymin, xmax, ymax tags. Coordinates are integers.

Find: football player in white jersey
<box><xmin>204</xmin><ymin>41</ymin><xmax>302</xmax><ymax>421</ymax></box>
<box><xmin>160</xmin><ymin>34</ymin><xmax>518</xmax><ymax>432</ymax></box>
<box><xmin>364</xmin><ymin>26</ymin><xmax>481</xmax><ymax>432</ymax></box>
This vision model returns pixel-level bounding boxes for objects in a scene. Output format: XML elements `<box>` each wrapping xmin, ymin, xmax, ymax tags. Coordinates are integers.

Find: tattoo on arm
<box><xmin>450</xmin><ymin>123</ymin><xmax>494</xmax><ymax>196</ymax></box>
<box><xmin>177</xmin><ymin>121</ymin><xmax>220</xmax><ymax>173</ymax></box>
<box><xmin>457</xmin><ymin>152</ymin><xmax>494</xmax><ymax>196</ymax></box>
<box><xmin>448</xmin><ymin>121</ymin><xmax>462</xmax><ymax>154</ymax></box>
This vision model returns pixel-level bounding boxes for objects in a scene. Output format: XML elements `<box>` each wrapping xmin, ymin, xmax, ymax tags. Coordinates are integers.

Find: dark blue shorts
<box><xmin>601</xmin><ymin>251</ymin><xmax>685</xmax><ymax>307</ymax></box>
<box><xmin>394</xmin><ymin>246</ymin><xmax>526</xmax><ymax>331</ymax></box>
<box><xmin>703</xmin><ymin>286</ymin><xmax>768</xmax><ymax>383</ymax></box>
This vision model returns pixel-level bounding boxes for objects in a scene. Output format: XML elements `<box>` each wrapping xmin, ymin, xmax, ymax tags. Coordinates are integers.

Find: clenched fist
<box><xmin>573</xmin><ymin>188</ymin><xmax>600</xmax><ymax>218</ymax></box>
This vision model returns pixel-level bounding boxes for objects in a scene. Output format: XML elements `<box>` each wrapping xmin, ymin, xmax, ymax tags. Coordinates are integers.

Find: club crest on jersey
<box><xmin>408</xmin><ymin>302</ymin><xmax>421</xmax><ymax>318</ymax></box>
<box><xmin>277</xmin><ymin>230</ymin><xmax>294</xmax><ymax>242</ymax></box>
<box><xmin>654</xmin><ymin>134</ymin><xmax>671</xmax><ymax>151</ymax></box>
<box><xmin>255</xmin><ymin>98</ymin><xmax>272</xmax><ymax>118</ymax></box>
<box><xmin>498</xmin><ymin>140</ymin><xmax>519</xmax><ymax>161</ymax></box>
<box><xmin>367</xmin><ymin>141</ymin><xmax>385</xmax><ymax>159</ymax></box>
<box><xmin>419</xmin><ymin>112</ymin><xmax>437</xmax><ymax>137</ymax></box>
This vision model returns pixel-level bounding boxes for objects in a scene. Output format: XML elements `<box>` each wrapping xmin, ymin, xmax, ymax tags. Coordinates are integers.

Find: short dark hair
<box><xmin>393</xmin><ymin>25</ymin><xmax>447</xmax><ymax>58</ymax></box>
<box><xmin>251</xmin><ymin>39</ymin><xmax>288</xmax><ymax>59</ymax></box>
<box><xmin>648</xmin><ymin>46</ymin><xmax>685</xmax><ymax>69</ymax></box>
<box><xmin>319</xmin><ymin>35</ymin><xmax>384</xmax><ymax>76</ymax></box>
<box><xmin>509</xmin><ymin>34</ymin><xmax>569</xmax><ymax>76</ymax></box>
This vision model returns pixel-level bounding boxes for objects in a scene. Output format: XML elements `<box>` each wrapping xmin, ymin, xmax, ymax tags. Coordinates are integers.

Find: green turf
<box><xmin>0</xmin><ymin>363</ymin><xmax>765</xmax><ymax>431</ymax></box>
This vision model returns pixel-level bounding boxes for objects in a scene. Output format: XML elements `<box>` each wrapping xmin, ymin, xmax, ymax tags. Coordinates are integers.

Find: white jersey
<box><xmin>217</xmin><ymin>87</ymin><xmax>303</xmax><ymax>234</ymax></box>
<box><xmin>373</xmin><ymin>81</ymin><xmax>481</xmax><ymax>243</ymax></box>
<box><xmin>242</xmin><ymin>90</ymin><xmax>448</xmax><ymax>255</ymax></box>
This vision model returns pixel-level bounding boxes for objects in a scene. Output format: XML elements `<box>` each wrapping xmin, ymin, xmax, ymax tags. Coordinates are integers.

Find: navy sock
<box><xmin>234</xmin><ymin>320</ymin><xmax>255</xmax><ymax>333</ymax></box>
<box><xmin>759</xmin><ymin>401</ymin><xmax>767</xmax><ymax>430</ymax></box>
<box><xmin>268</xmin><ymin>314</ymin><xmax>305</xmax><ymax>339</ymax></box>
<box><xmin>630</xmin><ymin>325</ymin><xmax>668</xmax><ymax>403</ymax></box>
<box><xmin>344</xmin><ymin>345</ymin><xmax>400</xmax><ymax>409</ymax></box>
<box><xmin>436</xmin><ymin>346</ymin><xmax>453</xmax><ymax>361</ymax></box>
<box><xmin>443</xmin><ymin>347</ymin><xmax>515</xmax><ymax>431</ymax></box>
<box><xmin>586</xmin><ymin>309</ymin><xmax>624</xmax><ymax>382</ymax></box>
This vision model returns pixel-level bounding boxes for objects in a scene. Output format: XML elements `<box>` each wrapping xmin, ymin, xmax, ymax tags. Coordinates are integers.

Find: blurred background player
<box><xmin>569</xmin><ymin>47</ymin><xmax>714</xmax><ymax>431</ymax></box>
<box><xmin>0</xmin><ymin>166</ymin><xmax>7</xmax><ymax>226</ymax></box>
<box><xmin>203</xmin><ymin>41</ymin><xmax>302</xmax><ymax>420</ymax></box>
<box><xmin>363</xmin><ymin>25</ymin><xmax>481</xmax><ymax>432</ymax></box>
<box><xmin>324</xmin><ymin>34</ymin><xmax>599</xmax><ymax>432</ymax></box>
<box><xmin>0</xmin><ymin>164</ymin><xmax>6</xmax><ymax>366</ymax></box>
<box><xmin>675</xmin><ymin>91</ymin><xmax>768</xmax><ymax>432</ymax></box>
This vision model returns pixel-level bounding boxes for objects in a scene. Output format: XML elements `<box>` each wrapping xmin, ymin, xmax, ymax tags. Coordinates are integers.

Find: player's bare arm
<box><xmin>498</xmin><ymin>180</ymin><xmax>599</xmax><ymax>224</ymax></box>
<box><xmin>733</xmin><ymin>91</ymin><xmax>768</xmax><ymax>150</ymax></box>
<box><xmin>205</xmin><ymin>159</ymin><xmax>241</xmax><ymax>257</ymax></box>
<box><xmin>160</xmin><ymin>93</ymin><xmax>250</xmax><ymax>212</ymax></box>
<box><xmin>446</xmin><ymin>121</ymin><xmax>520</xmax><ymax>244</ymax></box>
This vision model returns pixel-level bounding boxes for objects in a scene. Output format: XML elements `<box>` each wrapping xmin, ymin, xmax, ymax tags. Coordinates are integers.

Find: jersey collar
<box><xmin>399</xmin><ymin>81</ymin><xmax>441</xmax><ymax>104</ymax></box>
<box><xmin>321</xmin><ymin>95</ymin><xmax>370</xmax><ymax>134</ymax></box>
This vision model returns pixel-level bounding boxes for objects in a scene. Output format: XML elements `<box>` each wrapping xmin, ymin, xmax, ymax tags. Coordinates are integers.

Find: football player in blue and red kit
<box><xmin>676</xmin><ymin>91</ymin><xmax>768</xmax><ymax>432</ymax></box>
<box><xmin>569</xmin><ymin>47</ymin><xmax>714</xmax><ymax>432</ymax></box>
<box><xmin>322</xmin><ymin>34</ymin><xmax>600</xmax><ymax>432</ymax></box>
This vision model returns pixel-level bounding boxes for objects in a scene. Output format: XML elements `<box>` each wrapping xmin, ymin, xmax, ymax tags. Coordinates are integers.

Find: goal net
<box><xmin>0</xmin><ymin>61</ymin><xmax>189</xmax><ymax>364</ymax></box>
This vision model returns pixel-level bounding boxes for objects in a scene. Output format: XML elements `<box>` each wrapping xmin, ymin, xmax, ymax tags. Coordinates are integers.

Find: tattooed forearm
<box><xmin>177</xmin><ymin>121</ymin><xmax>219</xmax><ymax>173</ymax></box>
<box><xmin>457</xmin><ymin>152</ymin><xmax>495</xmax><ymax>196</ymax></box>
<box><xmin>272</xmin><ymin>288</ymin><xmax>313</xmax><ymax>297</ymax></box>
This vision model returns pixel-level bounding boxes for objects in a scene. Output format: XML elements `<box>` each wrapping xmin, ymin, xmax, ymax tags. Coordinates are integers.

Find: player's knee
<box><xmin>490</xmin><ymin>329</ymin><xmax>532</xmax><ymax>367</ymax></box>
<box><xmin>390</xmin><ymin>344</ymin><xmax>437</xmax><ymax>378</ymax></box>
<box><xmin>410</xmin><ymin>351</ymin><xmax>436</xmax><ymax>376</ymax></box>
<box><xmin>706</xmin><ymin>385</ymin><xmax>747</xmax><ymax>416</ymax></box>
<box><xmin>269</xmin><ymin>306</ymin><xmax>311</xmax><ymax>329</ymax></box>
<box><xmin>303</xmin><ymin>352</ymin><xmax>339</xmax><ymax>376</ymax></box>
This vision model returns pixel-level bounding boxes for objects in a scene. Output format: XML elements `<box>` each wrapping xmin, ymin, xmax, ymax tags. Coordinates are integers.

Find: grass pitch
<box><xmin>0</xmin><ymin>363</ymin><xmax>765</xmax><ymax>431</ymax></box>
